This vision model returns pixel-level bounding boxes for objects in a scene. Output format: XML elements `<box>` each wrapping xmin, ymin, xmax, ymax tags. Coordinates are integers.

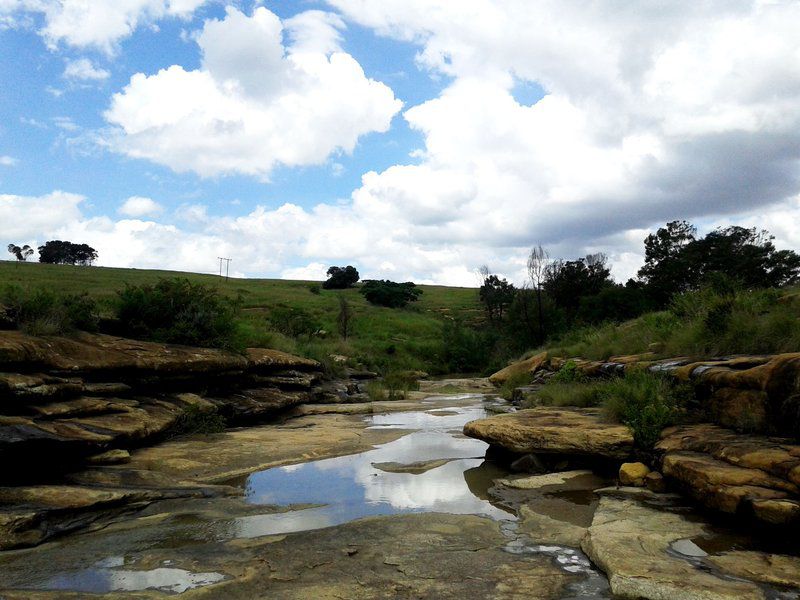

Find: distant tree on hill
<box><xmin>360</xmin><ymin>280</ymin><xmax>422</xmax><ymax>308</ymax></box>
<box><xmin>479</xmin><ymin>273</ymin><xmax>516</xmax><ymax>323</ymax></box>
<box><xmin>638</xmin><ymin>222</ymin><xmax>800</xmax><ymax>305</ymax></box>
<box><xmin>323</xmin><ymin>265</ymin><xmax>360</xmax><ymax>289</ymax></box>
<box><xmin>7</xmin><ymin>244</ymin><xmax>34</xmax><ymax>262</ymax></box>
<box><xmin>38</xmin><ymin>240</ymin><xmax>98</xmax><ymax>266</ymax></box>
<box><xmin>543</xmin><ymin>253</ymin><xmax>614</xmax><ymax>317</ymax></box>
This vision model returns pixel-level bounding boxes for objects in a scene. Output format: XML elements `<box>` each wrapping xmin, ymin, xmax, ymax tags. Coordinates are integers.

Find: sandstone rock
<box><xmin>497</xmin><ymin>470</ymin><xmax>594</xmax><ymax>490</ymax></box>
<box><xmin>582</xmin><ymin>497</ymin><xmax>765</xmax><ymax>600</ymax></box>
<box><xmin>86</xmin><ymin>449</ymin><xmax>131</xmax><ymax>465</ymax></box>
<box><xmin>464</xmin><ymin>407</ymin><xmax>634</xmax><ymax>461</ymax></box>
<box><xmin>708</xmin><ymin>388</ymin><xmax>768</xmax><ymax>432</ymax></box>
<box><xmin>371</xmin><ymin>459</ymin><xmax>451</xmax><ymax>475</ymax></box>
<box><xmin>708</xmin><ymin>551</ymin><xmax>800</xmax><ymax>589</ymax></box>
<box><xmin>645</xmin><ymin>471</ymin><xmax>668</xmax><ymax>493</ymax></box>
<box><xmin>750</xmin><ymin>498</ymin><xmax>800</xmax><ymax>525</ymax></box>
<box><xmin>518</xmin><ymin>504</ymin><xmax>587</xmax><ymax>547</ymax></box>
<box><xmin>488</xmin><ymin>351</ymin><xmax>547</xmax><ymax>386</ymax></box>
<box><xmin>619</xmin><ymin>462</ymin><xmax>650</xmax><ymax>486</ymax></box>
<box><xmin>246</xmin><ymin>348</ymin><xmax>321</xmax><ymax>373</ymax></box>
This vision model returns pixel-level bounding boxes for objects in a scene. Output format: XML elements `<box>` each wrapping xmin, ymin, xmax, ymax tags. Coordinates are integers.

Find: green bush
<box><xmin>550</xmin><ymin>360</ymin><xmax>587</xmax><ymax>384</ymax></box>
<box><xmin>173</xmin><ymin>404</ymin><xmax>227</xmax><ymax>435</ymax></box>
<box><xmin>531</xmin><ymin>381</ymin><xmax>605</xmax><ymax>408</ymax></box>
<box><xmin>360</xmin><ymin>280</ymin><xmax>422</xmax><ymax>308</ymax></box>
<box><xmin>499</xmin><ymin>371</ymin><xmax>532</xmax><ymax>401</ymax></box>
<box><xmin>267</xmin><ymin>305</ymin><xmax>321</xmax><ymax>339</ymax></box>
<box><xmin>1</xmin><ymin>285</ymin><xmax>98</xmax><ymax>335</ymax></box>
<box><xmin>115</xmin><ymin>278</ymin><xmax>242</xmax><ymax>351</ymax></box>
<box><xmin>602</xmin><ymin>370</ymin><xmax>691</xmax><ymax>449</ymax></box>
<box><xmin>308</xmin><ymin>284</ymin><xmax>321</xmax><ymax>295</ymax></box>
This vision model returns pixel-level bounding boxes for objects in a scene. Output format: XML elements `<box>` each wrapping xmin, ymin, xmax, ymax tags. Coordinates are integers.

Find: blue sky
<box><xmin>1</xmin><ymin>1</ymin><xmax>800</xmax><ymax>284</ymax></box>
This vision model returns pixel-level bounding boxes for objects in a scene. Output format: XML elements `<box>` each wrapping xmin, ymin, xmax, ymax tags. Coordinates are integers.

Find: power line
<box><xmin>217</xmin><ymin>257</ymin><xmax>232</xmax><ymax>281</ymax></box>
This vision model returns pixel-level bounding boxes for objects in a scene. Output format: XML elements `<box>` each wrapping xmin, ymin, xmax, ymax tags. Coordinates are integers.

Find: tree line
<box><xmin>7</xmin><ymin>240</ymin><xmax>98</xmax><ymax>266</ymax></box>
<box><xmin>479</xmin><ymin>221</ymin><xmax>800</xmax><ymax>350</ymax></box>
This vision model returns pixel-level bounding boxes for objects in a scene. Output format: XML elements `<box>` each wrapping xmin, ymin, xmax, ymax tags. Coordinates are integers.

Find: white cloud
<box><xmin>0</xmin><ymin>191</ymin><xmax>84</xmax><ymax>239</ymax></box>
<box><xmin>104</xmin><ymin>7</ymin><xmax>402</xmax><ymax>178</ymax></box>
<box><xmin>309</xmin><ymin>0</ymin><xmax>800</xmax><ymax>281</ymax></box>
<box><xmin>0</xmin><ymin>155</ymin><xmax>18</xmax><ymax>166</ymax></box>
<box><xmin>64</xmin><ymin>58</ymin><xmax>109</xmax><ymax>81</ymax></box>
<box><xmin>0</xmin><ymin>0</ymin><xmax>209</xmax><ymax>53</ymax></box>
<box><xmin>118</xmin><ymin>195</ymin><xmax>162</xmax><ymax>217</ymax></box>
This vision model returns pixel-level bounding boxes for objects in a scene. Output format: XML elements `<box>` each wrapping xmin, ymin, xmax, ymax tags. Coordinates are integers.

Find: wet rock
<box><xmin>582</xmin><ymin>497</ymin><xmax>765</xmax><ymax>600</ymax></box>
<box><xmin>464</xmin><ymin>407</ymin><xmax>634</xmax><ymax>461</ymax></box>
<box><xmin>619</xmin><ymin>462</ymin><xmax>650</xmax><ymax>486</ymax></box>
<box><xmin>371</xmin><ymin>459</ymin><xmax>452</xmax><ymax>475</ymax></box>
<box><xmin>498</xmin><ymin>470</ymin><xmax>594</xmax><ymax>490</ymax></box>
<box><xmin>518</xmin><ymin>504</ymin><xmax>587</xmax><ymax>547</ymax></box>
<box><xmin>488</xmin><ymin>351</ymin><xmax>548</xmax><ymax>386</ymax></box>
<box><xmin>708</xmin><ymin>551</ymin><xmax>800</xmax><ymax>589</ymax></box>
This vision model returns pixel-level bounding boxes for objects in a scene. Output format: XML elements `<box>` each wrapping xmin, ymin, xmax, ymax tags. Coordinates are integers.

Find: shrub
<box><xmin>531</xmin><ymin>381</ymin><xmax>605</xmax><ymax>408</ymax></box>
<box><xmin>499</xmin><ymin>371</ymin><xmax>533</xmax><ymax>401</ymax></box>
<box><xmin>173</xmin><ymin>405</ymin><xmax>226</xmax><ymax>435</ymax></box>
<box><xmin>602</xmin><ymin>370</ymin><xmax>691</xmax><ymax>449</ymax></box>
<box><xmin>115</xmin><ymin>278</ymin><xmax>242</xmax><ymax>350</ymax></box>
<box><xmin>323</xmin><ymin>265</ymin><xmax>360</xmax><ymax>289</ymax></box>
<box><xmin>441</xmin><ymin>320</ymin><xmax>498</xmax><ymax>374</ymax></box>
<box><xmin>550</xmin><ymin>360</ymin><xmax>587</xmax><ymax>384</ymax></box>
<box><xmin>308</xmin><ymin>284</ymin><xmax>321</xmax><ymax>295</ymax></box>
<box><xmin>1</xmin><ymin>285</ymin><xmax>99</xmax><ymax>335</ymax></box>
<box><xmin>267</xmin><ymin>305</ymin><xmax>321</xmax><ymax>339</ymax></box>
<box><xmin>360</xmin><ymin>280</ymin><xmax>422</xmax><ymax>308</ymax></box>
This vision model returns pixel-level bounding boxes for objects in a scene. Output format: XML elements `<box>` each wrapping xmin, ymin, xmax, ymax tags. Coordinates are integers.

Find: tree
<box><xmin>360</xmin><ymin>280</ymin><xmax>422</xmax><ymax>308</ymax></box>
<box><xmin>638</xmin><ymin>222</ymin><xmax>800</xmax><ymax>306</ymax></box>
<box><xmin>7</xmin><ymin>244</ymin><xmax>33</xmax><ymax>262</ymax></box>
<box><xmin>323</xmin><ymin>265</ymin><xmax>360</xmax><ymax>289</ymax></box>
<box><xmin>37</xmin><ymin>240</ymin><xmax>98</xmax><ymax>266</ymax></box>
<box><xmin>337</xmin><ymin>295</ymin><xmax>353</xmax><ymax>339</ymax></box>
<box><xmin>527</xmin><ymin>244</ymin><xmax>549</xmax><ymax>344</ymax></box>
<box><xmin>543</xmin><ymin>254</ymin><xmax>613</xmax><ymax>317</ymax></box>
<box><xmin>479</xmin><ymin>274</ymin><xmax>516</xmax><ymax>323</ymax></box>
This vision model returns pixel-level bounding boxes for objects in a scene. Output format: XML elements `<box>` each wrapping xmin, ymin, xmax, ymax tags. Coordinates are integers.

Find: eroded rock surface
<box><xmin>582</xmin><ymin>496</ymin><xmax>766</xmax><ymax>600</ymax></box>
<box><xmin>657</xmin><ymin>424</ymin><xmax>800</xmax><ymax>525</ymax></box>
<box><xmin>464</xmin><ymin>407</ymin><xmax>634</xmax><ymax>461</ymax></box>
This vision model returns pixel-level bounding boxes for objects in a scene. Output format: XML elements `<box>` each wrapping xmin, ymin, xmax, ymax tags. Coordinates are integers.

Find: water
<box><xmin>234</xmin><ymin>402</ymin><xmax>513</xmax><ymax>538</ymax></box>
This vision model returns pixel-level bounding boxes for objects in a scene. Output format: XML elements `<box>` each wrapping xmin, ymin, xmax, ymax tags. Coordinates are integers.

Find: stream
<box><xmin>0</xmin><ymin>392</ymin><xmax>613</xmax><ymax>597</ymax></box>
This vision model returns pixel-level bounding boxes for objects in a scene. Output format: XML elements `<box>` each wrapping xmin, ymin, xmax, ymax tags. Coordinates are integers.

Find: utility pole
<box><xmin>217</xmin><ymin>257</ymin><xmax>232</xmax><ymax>281</ymax></box>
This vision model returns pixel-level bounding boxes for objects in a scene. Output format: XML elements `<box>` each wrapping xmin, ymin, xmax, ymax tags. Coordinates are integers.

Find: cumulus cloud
<box><xmin>307</xmin><ymin>0</ymin><xmax>800</xmax><ymax>281</ymax></box>
<box><xmin>103</xmin><ymin>7</ymin><xmax>402</xmax><ymax>178</ymax></box>
<box><xmin>63</xmin><ymin>58</ymin><xmax>109</xmax><ymax>81</ymax></box>
<box><xmin>118</xmin><ymin>196</ymin><xmax>162</xmax><ymax>217</ymax></box>
<box><xmin>0</xmin><ymin>0</ymin><xmax>208</xmax><ymax>53</ymax></box>
<box><xmin>0</xmin><ymin>191</ymin><xmax>84</xmax><ymax>239</ymax></box>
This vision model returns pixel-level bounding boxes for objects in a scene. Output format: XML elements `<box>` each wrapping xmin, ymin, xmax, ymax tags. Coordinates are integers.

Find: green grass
<box><xmin>542</xmin><ymin>287</ymin><xmax>800</xmax><ymax>361</ymax></box>
<box><xmin>0</xmin><ymin>261</ymin><xmax>483</xmax><ymax>374</ymax></box>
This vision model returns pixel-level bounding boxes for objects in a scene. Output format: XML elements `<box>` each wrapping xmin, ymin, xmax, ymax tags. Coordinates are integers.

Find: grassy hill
<box><xmin>0</xmin><ymin>260</ymin><xmax>484</xmax><ymax>374</ymax></box>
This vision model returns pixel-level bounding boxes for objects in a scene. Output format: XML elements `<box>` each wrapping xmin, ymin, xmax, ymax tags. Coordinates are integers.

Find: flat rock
<box><xmin>371</xmin><ymin>459</ymin><xmax>452</xmax><ymax>475</ymax></box>
<box><xmin>708</xmin><ymin>551</ymin><xmax>800</xmax><ymax>589</ymax></box>
<box><xmin>582</xmin><ymin>497</ymin><xmax>765</xmax><ymax>600</ymax></box>
<box><xmin>497</xmin><ymin>470</ymin><xmax>594</xmax><ymax>490</ymax></box>
<box><xmin>489</xmin><ymin>352</ymin><xmax>548</xmax><ymax>386</ymax></box>
<box><xmin>464</xmin><ymin>407</ymin><xmax>634</xmax><ymax>460</ymax></box>
<box><xmin>246</xmin><ymin>348</ymin><xmax>321</xmax><ymax>373</ymax></box>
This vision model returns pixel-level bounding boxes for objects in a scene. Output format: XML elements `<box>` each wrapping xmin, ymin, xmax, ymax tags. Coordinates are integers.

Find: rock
<box><xmin>708</xmin><ymin>388</ymin><xmax>768</xmax><ymax>432</ymax></box>
<box><xmin>645</xmin><ymin>471</ymin><xmax>668</xmax><ymax>493</ymax></box>
<box><xmin>657</xmin><ymin>424</ymin><xmax>800</xmax><ymax>524</ymax></box>
<box><xmin>619</xmin><ymin>462</ymin><xmax>650</xmax><ymax>486</ymax></box>
<box><xmin>518</xmin><ymin>504</ymin><xmax>587</xmax><ymax>547</ymax></box>
<box><xmin>488</xmin><ymin>351</ymin><xmax>548</xmax><ymax>386</ymax></box>
<box><xmin>464</xmin><ymin>407</ymin><xmax>634</xmax><ymax>461</ymax></box>
<box><xmin>498</xmin><ymin>470</ymin><xmax>594</xmax><ymax>490</ymax></box>
<box><xmin>371</xmin><ymin>459</ymin><xmax>451</xmax><ymax>475</ymax></box>
<box><xmin>582</xmin><ymin>497</ymin><xmax>765</xmax><ymax>600</ymax></box>
<box><xmin>708</xmin><ymin>551</ymin><xmax>800</xmax><ymax>589</ymax></box>
<box><xmin>246</xmin><ymin>348</ymin><xmax>321</xmax><ymax>373</ymax></box>
<box><xmin>86</xmin><ymin>449</ymin><xmax>131</xmax><ymax>465</ymax></box>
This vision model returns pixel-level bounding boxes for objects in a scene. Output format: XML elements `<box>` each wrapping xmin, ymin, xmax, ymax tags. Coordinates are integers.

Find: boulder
<box><xmin>645</xmin><ymin>471</ymin><xmax>668</xmax><ymax>493</ymax></box>
<box><xmin>488</xmin><ymin>352</ymin><xmax>547</xmax><ymax>386</ymax></box>
<box><xmin>619</xmin><ymin>462</ymin><xmax>650</xmax><ymax>486</ymax></box>
<box><xmin>464</xmin><ymin>407</ymin><xmax>634</xmax><ymax>461</ymax></box>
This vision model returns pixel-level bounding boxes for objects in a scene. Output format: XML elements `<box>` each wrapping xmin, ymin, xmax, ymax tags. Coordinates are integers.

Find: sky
<box><xmin>1</xmin><ymin>0</ymin><xmax>800</xmax><ymax>286</ymax></box>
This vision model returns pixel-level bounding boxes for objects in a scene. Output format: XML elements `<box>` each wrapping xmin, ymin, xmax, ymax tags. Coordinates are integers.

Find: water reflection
<box><xmin>238</xmin><ymin>402</ymin><xmax>513</xmax><ymax>538</ymax></box>
<box><xmin>29</xmin><ymin>558</ymin><xmax>225</xmax><ymax>594</ymax></box>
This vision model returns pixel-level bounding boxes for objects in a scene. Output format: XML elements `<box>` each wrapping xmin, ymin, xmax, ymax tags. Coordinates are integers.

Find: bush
<box><xmin>360</xmin><ymin>280</ymin><xmax>422</xmax><ymax>308</ymax></box>
<box><xmin>499</xmin><ymin>371</ymin><xmax>532</xmax><ymax>401</ymax></box>
<box><xmin>441</xmin><ymin>320</ymin><xmax>499</xmax><ymax>374</ymax></box>
<box><xmin>308</xmin><ymin>284</ymin><xmax>321</xmax><ymax>295</ymax></box>
<box><xmin>173</xmin><ymin>404</ymin><xmax>226</xmax><ymax>435</ymax></box>
<box><xmin>602</xmin><ymin>370</ymin><xmax>691</xmax><ymax>449</ymax></box>
<box><xmin>529</xmin><ymin>381</ymin><xmax>605</xmax><ymax>408</ymax></box>
<box><xmin>267</xmin><ymin>305</ymin><xmax>321</xmax><ymax>339</ymax></box>
<box><xmin>550</xmin><ymin>360</ymin><xmax>587</xmax><ymax>384</ymax></box>
<box><xmin>1</xmin><ymin>285</ymin><xmax>99</xmax><ymax>335</ymax></box>
<box><xmin>115</xmin><ymin>278</ymin><xmax>242</xmax><ymax>351</ymax></box>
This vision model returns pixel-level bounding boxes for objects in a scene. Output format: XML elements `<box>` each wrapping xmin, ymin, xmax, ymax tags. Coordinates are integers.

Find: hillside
<box><xmin>0</xmin><ymin>260</ymin><xmax>483</xmax><ymax>374</ymax></box>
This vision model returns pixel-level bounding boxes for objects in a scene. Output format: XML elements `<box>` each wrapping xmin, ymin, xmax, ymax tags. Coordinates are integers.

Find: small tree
<box><xmin>7</xmin><ymin>244</ymin><xmax>34</xmax><ymax>262</ymax></box>
<box><xmin>527</xmin><ymin>244</ymin><xmax>549</xmax><ymax>344</ymax></box>
<box><xmin>337</xmin><ymin>294</ymin><xmax>353</xmax><ymax>339</ymax></box>
<box><xmin>323</xmin><ymin>265</ymin><xmax>360</xmax><ymax>290</ymax></box>
<box><xmin>479</xmin><ymin>273</ymin><xmax>516</xmax><ymax>323</ymax></box>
